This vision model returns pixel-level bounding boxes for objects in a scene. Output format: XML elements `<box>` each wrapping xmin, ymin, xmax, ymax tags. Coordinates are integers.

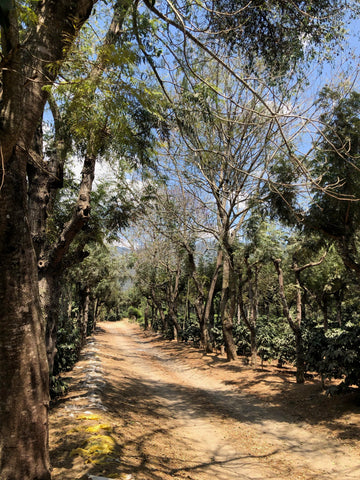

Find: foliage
<box><xmin>257</xmin><ymin>316</ymin><xmax>296</xmax><ymax>365</ymax></box>
<box><xmin>182</xmin><ymin>315</ymin><xmax>201</xmax><ymax>344</ymax></box>
<box><xmin>322</xmin><ymin>323</ymin><xmax>360</xmax><ymax>386</ymax></box>
<box><xmin>49</xmin><ymin>375</ymin><xmax>69</xmax><ymax>399</ymax></box>
<box><xmin>127</xmin><ymin>305</ymin><xmax>142</xmax><ymax>320</ymax></box>
<box><xmin>233</xmin><ymin>322</ymin><xmax>251</xmax><ymax>357</ymax></box>
<box><xmin>308</xmin><ymin>90</ymin><xmax>360</xmax><ymax>238</ymax></box>
<box><xmin>208</xmin><ymin>0</ymin><xmax>349</xmax><ymax>75</ymax></box>
<box><xmin>53</xmin><ymin>312</ymin><xmax>80</xmax><ymax>377</ymax></box>
<box><xmin>52</xmin><ymin>244</ymin><xmax>126</xmax><ymax>381</ymax></box>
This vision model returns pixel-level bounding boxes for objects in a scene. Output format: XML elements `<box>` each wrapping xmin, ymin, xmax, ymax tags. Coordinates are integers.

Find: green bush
<box><xmin>127</xmin><ymin>305</ymin><xmax>142</xmax><ymax>320</ymax></box>
<box><xmin>182</xmin><ymin>315</ymin><xmax>200</xmax><ymax>343</ymax></box>
<box><xmin>257</xmin><ymin>316</ymin><xmax>296</xmax><ymax>365</ymax></box>
<box><xmin>234</xmin><ymin>322</ymin><xmax>251</xmax><ymax>356</ymax></box>
<box><xmin>320</xmin><ymin>323</ymin><xmax>360</xmax><ymax>386</ymax></box>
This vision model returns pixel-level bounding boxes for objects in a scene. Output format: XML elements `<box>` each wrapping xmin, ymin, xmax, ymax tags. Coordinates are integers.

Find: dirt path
<box><xmin>50</xmin><ymin>320</ymin><xmax>360</xmax><ymax>480</ymax></box>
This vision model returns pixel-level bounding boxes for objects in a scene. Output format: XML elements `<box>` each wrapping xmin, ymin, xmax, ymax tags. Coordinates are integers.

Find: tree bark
<box><xmin>187</xmin><ymin>247</ymin><xmax>222</xmax><ymax>353</ymax></box>
<box><xmin>26</xmin><ymin>0</ymin><xmax>132</xmax><ymax>376</ymax></box>
<box><xmin>143</xmin><ymin>301</ymin><xmax>150</xmax><ymax>330</ymax></box>
<box><xmin>0</xmin><ymin>149</ymin><xmax>50</xmax><ymax>479</ymax></box>
<box><xmin>274</xmin><ymin>259</ymin><xmax>305</xmax><ymax>384</ymax></box>
<box><xmin>0</xmin><ymin>2</ymin><xmax>97</xmax><ymax>477</ymax></box>
<box><xmin>274</xmin><ymin>253</ymin><xmax>326</xmax><ymax>384</ymax></box>
<box><xmin>220</xmin><ymin>253</ymin><xmax>238</xmax><ymax>361</ymax></box>
<box><xmin>78</xmin><ymin>285</ymin><xmax>91</xmax><ymax>352</ymax></box>
<box><xmin>92</xmin><ymin>297</ymin><xmax>99</xmax><ymax>333</ymax></box>
<box><xmin>40</xmin><ymin>272</ymin><xmax>62</xmax><ymax>376</ymax></box>
<box><xmin>239</xmin><ymin>259</ymin><xmax>259</xmax><ymax>367</ymax></box>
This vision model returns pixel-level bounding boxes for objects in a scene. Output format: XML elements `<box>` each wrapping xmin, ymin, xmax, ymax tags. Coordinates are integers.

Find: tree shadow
<box><xmin>50</xmin><ymin>324</ymin><xmax>360</xmax><ymax>479</ymax></box>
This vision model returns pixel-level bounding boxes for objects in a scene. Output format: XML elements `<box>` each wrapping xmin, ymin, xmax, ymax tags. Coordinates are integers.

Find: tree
<box><xmin>0</xmin><ymin>2</ymin><xmax>97</xmax><ymax>477</ymax></box>
<box><xmin>163</xmin><ymin>57</ymin><xmax>291</xmax><ymax>360</ymax></box>
<box><xmin>31</xmin><ymin>0</ymin><xmax>161</xmax><ymax>375</ymax></box>
<box><xmin>274</xmin><ymin>238</ymin><xmax>327</xmax><ymax>383</ymax></box>
<box><xmin>140</xmin><ymin>185</ymin><xmax>222</xmax><ymax>351</ymax></box>
<box><xmin>307</xmin><ymin>90</ymin><xmax>360</xmax><ymax>275</ymax></box>
<box><xmin>236</xmin><ymin>219</ymin><xmax>280</xmax><ymax>366</ymax></box>
<box><xmin>206</xmin><ymin>0</ymin><xmax>349</xmax><ymax>75</ymax></box>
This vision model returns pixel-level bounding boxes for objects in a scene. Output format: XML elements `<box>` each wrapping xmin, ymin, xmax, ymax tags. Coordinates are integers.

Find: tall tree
<box><xmin>274</xmin><ymin>238</ymin><xmax>327</xmax><ymax>383</ymax></box>
<box><xmin>164</xmin><ymin>59</ymin><xmax>289</xmax><ymax>360</ymax></box>
<box><xmin>0</xmin><ymin>2</ymin><xmax>97</xmax><ymax>478</ymax></box>
<box><xmin>307</xmin><ymin>90</ymin><xmax>360</xmax><ymax>275</ymax></box>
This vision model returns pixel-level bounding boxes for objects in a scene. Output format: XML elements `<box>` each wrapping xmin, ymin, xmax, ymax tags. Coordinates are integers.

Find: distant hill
<box><xmin>115</xmin><ymin>245</ymin><xmax>131</xmax><ymax>255</ymax></box>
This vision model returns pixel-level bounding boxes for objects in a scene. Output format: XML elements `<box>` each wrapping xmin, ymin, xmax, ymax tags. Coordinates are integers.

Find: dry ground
<box><xmin>49</xmin><ymin>319</ymin><xmax>360</xmax><ymax>480</ymax></box>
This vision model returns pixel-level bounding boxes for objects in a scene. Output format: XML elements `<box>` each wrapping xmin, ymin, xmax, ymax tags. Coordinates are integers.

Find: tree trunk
<box><xmin>335</xmin><ymin>290</ymin><xmax>343</xmax><ymax>326</ymax></box>
<box><xmin>168</xmin><ymin>304</ymin><xmax>181</xmax><ymax>341</ymax></box>
<box><xmin>239</xmin><ymin>259</ymin><xmax>259</xmax><ymax>367</ymax></box>
<box><xmin>0</xmin><ymin>150</ymin><xmax>50</xmax><ymax>479</ymax></box>
<box><xmin>158</xmin><ymin>306</ymin><xmax>168</xmax><ymax>333</ymax></box>
<box><xmin>39</xmin><ymin>272</ymin><xmax>62</xmax><ymax>376</ymax></box>
<box><xmin>220</xmin><ymin>253</ymin><xmax>237</xmax><ymax>361</ymax></box>
<box><xmin>274</xmin><ymin>259</ymin><xmax>304</xmax><ymax>383</ymax></box>
<box><xmin>0</xmin><ymin>2</ymin><xmax>101</xmax><ymax>477</ymax></box>
<box><xmin>188</xmin><ymin>247</ymin><xmax>222</xmax><ymax>354</ymax></box>
<box><xmin>201</xmin><ymin>249</ymin><xmax>223</xmax><ymax>353</ymax></box>
<box><xmin>273</xmin><ymin>256</ymin><xmax>325</xmax><ymax>385</ymax></box>
<box><xmin>149</xmin><ymin>300</ymin><xmax>156</xmax><ymax>330</ymax></box>
<box><xmin>198</xmin><ymin>302</ymin><xmax>213</xmax><ymax>352</ymax></box>
<box><xmin>294</xmin><ymin>327</ymin><xmax>305</xmax><ymax>384</ymax></box>
<box><xmin>78</xmin><ymin>286</ymin><xmax>91</xmax><ymax>351</ymax></box>
<box><xmin>92</xmin><ymin>297</ymin><xmax>99</xmax><ymax>333</ymax></box>
<box><xmin>144</xmin><ymin>301</ymin><xmax>149</xmax><ymax>330</ymax></box>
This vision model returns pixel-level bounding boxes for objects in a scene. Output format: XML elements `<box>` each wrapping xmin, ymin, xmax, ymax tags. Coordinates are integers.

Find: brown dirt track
<box><xmin>50</xmin><ymin>319</ymin><xmax>360</xmax><ymax>480</ymax></box>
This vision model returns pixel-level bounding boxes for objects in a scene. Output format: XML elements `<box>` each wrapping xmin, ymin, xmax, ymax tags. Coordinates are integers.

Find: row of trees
<box><xmin>126</xmin><ymin>202</ymin><xmax>360</xmax><ymax>384</ymax></box>
<box><xmin>122</xmin><ymin>66</ymin><xmax>360</xmax><ymax>386</ymax></box>
<box><xmin>1</xmin><ymin>1</ymin><xmax>359</xmax><ymax>478</ymax></box>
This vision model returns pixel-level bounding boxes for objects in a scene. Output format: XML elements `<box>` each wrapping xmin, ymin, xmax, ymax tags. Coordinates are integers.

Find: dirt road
<box><xmin>50</xmin><ymin>320</ymin><xmax>360</xmax><ymax>480</ymax></box>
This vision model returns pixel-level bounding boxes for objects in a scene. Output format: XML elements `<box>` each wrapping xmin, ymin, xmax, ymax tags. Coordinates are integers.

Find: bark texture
<box><xmin>0</xmin><ymin>1</ymin><xmax>97</xmax><ymax>478</ymax></box>
<box><xmin>220</xmin><ymin>253</ymin><xmax>238</xmax><ymax>361</ymax></box>
<box><xmin>0</xmin><ymin>149</ymin><xmax>50</xmax><ymax>480</ymax></box>
<box><xmin>187</xmin><ymin>247</ymin><xmax>223</xmax><ymax>353</ymax></box>
<box><xmin>274</xmin><ymin>252</ymin><xmax>326</xmax><ymax>384</ymax></box>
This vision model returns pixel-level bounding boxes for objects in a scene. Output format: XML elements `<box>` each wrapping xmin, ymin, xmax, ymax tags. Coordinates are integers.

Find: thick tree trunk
<box><xmin>220</xmin><ymin>254</ymin><xmax>237</xmax><ymax>361</ymax></box>
<box><xmin>150</xmin><ymin>303</ymin><xmax>156</xmax><ymax>330</ymax></box>
<box><xmin>0</xmin><ymin>150</ymin><xmax>50</xmax><ymax>479</ymax></box>
<box><xmin>0</xmin><ymin>2</ymin><xmax>99</xmax><ymax>478</ymax></box>
<box><xmin>188</xmin><ymin>247</ymin><xmax>222</xmax><ymax>354</ymax></box>
<box><xmin>199</xmin><ymin>307</ymin><xmax>213</xmax><ymax>352</ymax></box>
<box><xmin>168</xmin><ymin>305</ymin><xmax>181</xmax><ymax>341</ymax></box>
<box><xmin>92</xmin><ymin>297</ymin><xmax>99</xmax><ymax>333</ymax></box>
<box><xmin>158</xmin><ymin>305</ymin><xmax>168</xmax><ymax>333</ymax></box>
<box><xmin>39</xmin><ymin>272</ymin><xmax>62</xmax><ymax>376</ymax></box>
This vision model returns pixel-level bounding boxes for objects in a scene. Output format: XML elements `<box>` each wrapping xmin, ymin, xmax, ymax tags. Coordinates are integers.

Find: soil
<box><xmin>49</xmin><ymin>319</ymin><xmax>360</xmax><ymax>480</ymax></box>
